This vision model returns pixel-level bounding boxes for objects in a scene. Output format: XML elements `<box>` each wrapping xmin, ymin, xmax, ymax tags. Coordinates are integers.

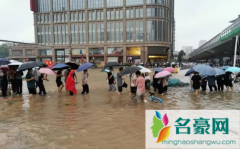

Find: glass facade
<box><xmin>37</xmin><ymin>26</ymin><xmax>52</xmax><ymax>45</ymax></box>
<box><xmin>126</xmin><ymin>0</ymin><xmax>144</xmax><ymax>6</ymax></box>
<box><xmin>37</xmin><ymin>0</ymin><xmax>50</xmax><ymax>12</ymax></box>
<box><xmin>54</xmin><ymin>24</ymin><xmax>68</xmax><ymax>45</ymax></box>
<box><xmin>37</xmin><ymin>14</ymin><xmax>51</xmax><ymax>24</ymax></box>
<box><xmin>107</xmin><ymin>21</ymin><xmax>123</xmax><ymax>43</ymax></box>
<box><xmin>88</xmin><ymin>0</ymin><xmax>104</xmax><ymax>9</ymax></box>
<box><xmin>146</xmin><ymin>0</ymin><xmax>169</xmax><ymax>6</ymax></box>
<box><xmin>146</xmin><ymin>6</ymin><xmax>169</xmax><ymax>19</ymax></box>
<box><xmin>106</xmin><ymin>0</ymin><xmax>123</xmax><ymax>7</ymax></box>
<box><xmin>126</xmin><ymin>21</ymin><xmax>134</xmax><ymax>42</ymax></box>
<box><xmin>70</xmin><ymin>0</ymin><xmax>85</xmax><ymax>10</ymax></box>
<box><xmin>89</xmin><ymin>22</ymin><xmax>104</xmax><ymax>44</ymax></box>
<box><xmin>53</xmin><ymin>13</ymin><xmax>68</xmax><ymax>23</ymax></box>
<box><xmin>53</xmin><ymin>0</ymin><xmax>67</xmax><ymax>11</ymax></box>
<box><xmin>39</xmin><ymin>49</ymin><xmax>52</xmax><ymax>56</ymax></box>
<box><xmin>146</xmin><ymin>20</ymin><xmax>169</xmax><ymax>42</ymax></box>
<box><xmin>107</xmin><ymin>9</ymin><xmax>123</xmax><ymax>20</ymax></box>
<box><xmin>70</xmin><ymin>24</ymin><xmax>86</xmax><ymax>44</ymax></box>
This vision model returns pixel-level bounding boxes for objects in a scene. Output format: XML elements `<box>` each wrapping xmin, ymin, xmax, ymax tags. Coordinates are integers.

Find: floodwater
<box><xmin>0</xmin><ymin>68</ymin><xmax>239</xmax><ymax>149</ymax></box>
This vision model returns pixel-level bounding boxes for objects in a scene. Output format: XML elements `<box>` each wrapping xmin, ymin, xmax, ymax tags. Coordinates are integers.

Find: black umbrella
<box><xmin>65</xmin><ymin>62</ymin><xmax>79</xmax><ymax>70</ymax></box>
<box><xmin>17</xmin><ymin>62</ymin><xmax>47</xmax><ymax>71</ymax></box>
<box><xmin>105</xmin><ymin>62</ymin><xmax>121</xmax><ymax>67</ymax></box>
<box><xmin>180</xmin><ymin>65</ymin><xmax>194</xmax><ymax>70</ymax></box>
<box><xmin>121</xmin><ymin>66</ymin><xmax>141</xmax><ymax>75</ymax></box>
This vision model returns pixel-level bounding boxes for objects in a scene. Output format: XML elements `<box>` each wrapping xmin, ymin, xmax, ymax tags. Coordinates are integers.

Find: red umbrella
<box><xmin>0</xmin><ymin>65</ymin><xmax>9</xmax><ymax>71</ymax></box>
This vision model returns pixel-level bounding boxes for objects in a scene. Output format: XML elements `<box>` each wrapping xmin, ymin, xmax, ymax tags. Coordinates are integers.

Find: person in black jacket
<box><xmin>15</xmin><ymin>71</ymin><xmax>23</xmax><ymax>95</ymax></box>
<box><xmin>1</xmin><ymin>72</ymin><xmax>8</xmax><ymax>96</ymax></box>
<box><xmin>153</xmin><ymin>71</ymin><xmax>158</xmax><ymax>92</ymax></box>
<box><xmin>217</xmin><ymin>75</ymin><xmax>224</xmax><ymax>91</ymax></box>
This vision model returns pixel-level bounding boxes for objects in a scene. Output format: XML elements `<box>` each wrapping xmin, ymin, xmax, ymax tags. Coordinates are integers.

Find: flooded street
<box><xmin>0</xmin><ymin>68</ymin><xmax>240</xmax><ymax>149</ymax></box>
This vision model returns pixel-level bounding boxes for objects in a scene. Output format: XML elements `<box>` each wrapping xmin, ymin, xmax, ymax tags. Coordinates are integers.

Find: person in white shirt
<box><xmin>81</xmin><ymin>69</ymin><xmax>89</xmax><ymax>94</ymax></box>
<box><xmin>130</xmin><ymin>73</ymin><xmax>136</xmax><ymax>95</ymax></box>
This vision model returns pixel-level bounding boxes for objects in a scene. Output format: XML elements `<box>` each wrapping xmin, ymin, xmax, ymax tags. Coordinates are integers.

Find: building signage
<box><xmin>220</xmin><ymin>17</ymin><xmax>240</xmax><ymax>41</ymax></box>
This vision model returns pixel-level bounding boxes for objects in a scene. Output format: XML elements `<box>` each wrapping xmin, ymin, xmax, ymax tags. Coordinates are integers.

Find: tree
<box><xmin>0</xmin><ymin>43</ymin><xmax>10</xmax><ymax>58</ymax></box>
<box><xmin>177</xmin><ymin>50</ymin><xmax>186</xmax><ymax>63</ymax></box>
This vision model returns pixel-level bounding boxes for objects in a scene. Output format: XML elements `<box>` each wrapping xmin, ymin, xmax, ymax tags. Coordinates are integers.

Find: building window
<box><xmin>88</xmin><ymin>11</ymin><xmax>96</xmax><ymax>21</ymax></box>
<box><xmin>107</xmin><ymin>47</ymin><xmax>123</xmax><ymax>54</ymax></box>
<box><xmin>37</xmin><ymin>14</ymin><xmax>51</xmax><ymax>24</ymax></box>
<box><xmin>126</xmin><ymin>8</ymin><xmax>135</xmax><ymax>18</ymax></box>
<box><xmin>88</xmin><ymin>23</ymin><xmax>96</xmax><ymax>43</ymax></box>
<box><xmin>79</xmin><ymin>24</ymin><xmax>86</xmax><ymax>43</ymax></box>
<box><xmin>88</xmin><ymin>0</ymin><xmax>104</xmax><ymax>9</ymax></box>
<box><xmin>45</xmin><ymin>25</ymin><xmax>52</xmax><ymax>45</ymax></box>
<box><xmin>96</xmin><ymin>10</ymin><xmax>104</xmax><ymax>20</ymax></box>
<box><xmin>53</xmin><ymin>13</ymin><xmax>68</xmax><ymax>22</ymax></box>
<box><xmin>53</xmin><ymin>0</ymin><xmax>67</xmax><ymax>11</ymax></box>
<box><xmin>106</xmin><ymin>0</ymin><xmax>123</xmax><ymax>7</ymax></box>
<box><xmin>37</xmin><ymin>26</ymin><xmax>44</xmax><ymax>45</ymax></box>
<box><xmin>126</xmin><ymin>0</ymin><xmax>143</xmax><ymax>6</ymax></box>
<box><xmin>71</xmin><ymin>24</ymin><xmax>78</xmax><ymax>44</ymax></box>
<box><xmin>12</xmin><ymin>50</ymin><xmax>23</xmax><ymax>56</ymax></box>
<box><xmin>96</xmin><ymin>22</ymin><xmax>104</xmax><ymax>43</ymax></box>
<box><xmin>37</xmin><ymin>0</ymin><xmax>50</xmax><ymax>12</ymax></box>
<box><xmin>78</xmin><ymin>12</ymin><xmax>85</xmax><ymax>21</ymax></box>
<box><xmin>39</xmin><ymin>49</ymin><xmax>52</xmax><ymax>56</ymax></box>
<box><xmin>136</xmin><ymin>20</ymin><xmax>143</xmax><ymax>42</ymax></box>
<box><xmin>147</xmin><ymin>6</ymin><xmax>169</xmax><ymax>18</ymax></box>
<box><xmin>25</xmin><ymin>50</ymin><xmax>36</xmax><ymax>56</ymax></box>
<box><xmin>126</xmin><ymin>21</ymin><xmax>134</xmax><ymax>42</ymax></box>
<box><xmin>147</xmin><ymin>20</ymin><xmax>168</xmax><ymax>42</ymax></box>
<box><xmin>70</xmin><ymin>0</ymin><xmax>85</xmax><ymax>10</ymax></box>
<box><xmin>71</xmin><ymin>12</ymin><xmax>78</xmax><ymax>22</ymax></box>
<box><xmin>54</xmin><ymin>24</ymin><xmax>68</xmax><ymax>45</ymax></box>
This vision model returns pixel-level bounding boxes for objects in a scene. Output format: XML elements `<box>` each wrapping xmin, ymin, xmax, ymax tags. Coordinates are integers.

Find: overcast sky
<box><xmin>0</xmin><ymin>0</ymin><xmax>239</xmax><ymax>51</ymax></box>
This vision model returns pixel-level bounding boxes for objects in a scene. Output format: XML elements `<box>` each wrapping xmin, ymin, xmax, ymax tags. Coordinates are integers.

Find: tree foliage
<box><xmin>177</xmin><ymin>50</ymin><xmax>186</xmax><ymax>62</ymax></box>
<box><xmin>0</xmin><ymin>43</ymin><xmax>10</xmax><ymax>58</ymax></box>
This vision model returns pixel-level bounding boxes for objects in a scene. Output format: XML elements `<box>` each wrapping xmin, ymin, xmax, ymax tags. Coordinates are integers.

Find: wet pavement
<box><xmin>0</xmin><ymin>68</ymin><xmax>239</xmax><ymax>149</ymax></box>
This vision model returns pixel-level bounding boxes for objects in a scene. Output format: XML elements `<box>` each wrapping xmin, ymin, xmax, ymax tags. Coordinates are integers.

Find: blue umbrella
<box><xmin>215</xmin><ymin>68</ymin><xmax>226</xmax><ymax>75</ymax></box>
<box><xmin>226</xmin><ymin>67</ymin><xmax>240</xmax><ymax>73</ymax></box>
<box><xmin>0</xmin><ymin>58</ymin><xmax>10</xmax><ymax>66</ymax></box>
<box><xmin>77</xmin><ymin>63</ymin><xmax>93</xmax><ymax>72</ymax></box>
<box><xmin>192</xmin><ymin>64</ymin><xmax>217</xmax><ymax>76</ymax></box>
<box><xmin>52</xmin><ymin>63</ymin><xmax>69</xmax><ymax>70</ymax></box>
<box><xmin>137</xmin><ymin>65</ymin><xmax>145</xmax><ymax>69</ymax></box>
<box><xmin>152</xmin><ymin>67</ymin><xmax>163</xmax><ymax>72</ymax></box>
<box><xmin>185</xmin><ymin>69</ymin><xmax>195</xmax><ymax>76</ymax></box>
<box><xmin>101</xmin><ymin>68</ymin><xmax>110</xmax><ymax>73</ymax></box>
<box><xmin>220</xmin><ymin>66</ymin><xmax>231</xmax><ymax>70</ymax></box>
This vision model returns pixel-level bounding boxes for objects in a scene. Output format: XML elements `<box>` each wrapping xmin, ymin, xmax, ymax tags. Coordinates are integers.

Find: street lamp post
<box><xmin>233</xmin><ymin>35</ymin><xmax>239</xmax><ymax>67</ymax></box>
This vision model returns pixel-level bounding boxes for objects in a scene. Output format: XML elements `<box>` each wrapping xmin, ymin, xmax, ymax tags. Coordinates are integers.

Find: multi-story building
<box><xmin>10</xmin><ymin>0</ymin><xmax>174</xmax><ymax>66</ymax></box>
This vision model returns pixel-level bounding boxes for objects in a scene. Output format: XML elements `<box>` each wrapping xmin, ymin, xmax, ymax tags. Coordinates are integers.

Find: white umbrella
<box><xmin>8</xmin><ymin>62</ymin><xmax>23</xmax><ymax>66</ymax></box>
<box><xmin>140</xmin><ymin>68</ymin><xmax>152</xmax><ymax>73</ymax></box>
<box><xmin>9</xmin><ymin>60</ymin><xmax>19</xmax><ymax>63</ymax></box>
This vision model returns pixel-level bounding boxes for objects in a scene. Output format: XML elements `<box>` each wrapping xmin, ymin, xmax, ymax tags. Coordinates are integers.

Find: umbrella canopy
<box><xmin>220</xmin><ymin>66</ymin><xmax>231</xmax><ymax>70</ymax></box>
<box><xmin>9</xmin><ymin>60</ymin><xmax>18</xmax><ymax>63</ymax></box>
<box><xmin>105</xmin><ymin>62</ymin><xmax>121</xmax><ymax>67</ymax></box>
<box><xmin>180</xmin><ymin>64</ymin><xmax>194</xmax><ymax>70</ymax></box>
<box><xmin>39</xmin><ymin>68</ymin><xmax>55</xmax><ymax>74</ymax></box>
<box><xmin>65</xmin><ymin>62</ymin><xmax>79</xmax><ymax>70</ymax></box>
<box><xmin>17</xmin><ymin>61</ymin><xmax>46</xmax><ymax>71</ymax></box>
<box><xmin>163</xmin><ymin>67</ymin><xmax>175</xmax><ymax>73</ymax></box>
<box><xmin>101</xmin><ymin>69</ymin><xmax>110</xmax><ymax>73</ymax></box>
<box><xmin>152</xmin><ymin>67</ymin><xmax>163</xmax><ymax>72</ymax></box>
<box><xmin>77</xmin><ymin>63</ymin><xmax>93</xmax><ymax>72</ymax></box>
<box><xmin>192</xmin><ymin>64</ymin><xmax>216</xmax><ymax>76</ymax></box>
<box><xmin>155</xmin><ymin>71</ymin><xmax>171</xmax><ymax>78</ymax></box>
<box><xmin>52</xmin><ymin>63</ymin><xmax>69</xmax><ymax>70</ymax></box>
<box><xmin>140</xmin><ymin>68</ymin><xmax>151</xmax><ymax>73</ymax></box>
<box><xmin>137</xmin><ymin>65</ymin><xmax>145</xmax><ymax>69</ymax></box>
<box><xmin>121</xmin><ymin>66</ymin><xmax>141</xmax><ymax>75</ymax></box>
<box><xmin>185</xmin><ymin>69</ymin><xmax>195</xmax><ymax>76</ymax></box>
<box><xmin>0</xmin><ymin>58</ymin><xmax>10</xmax><ymax>66</ymax></box>
<box><xmin>215</xmin><ymin>68</ymin><xmax>226</xmax><ymax>76</ymax></box>
<box><xmin>8</xmin><ymin>62</ymin><xmax>23</xmax><ymax>66</ymax></box>
<box><xmin>226</xmin><ymin>67</ymin><xmax>240</xmax><ymax>73</ymax></box>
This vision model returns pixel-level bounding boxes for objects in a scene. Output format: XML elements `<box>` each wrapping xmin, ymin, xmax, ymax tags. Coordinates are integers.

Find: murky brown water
<box><xmin>0</xmin><ymin>68</ymin><xmax>239</xmax><ymax>149</ymax></box>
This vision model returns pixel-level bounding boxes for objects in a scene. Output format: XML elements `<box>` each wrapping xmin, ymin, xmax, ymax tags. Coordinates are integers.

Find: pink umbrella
<box><xmin>154</xmin><ymin>71</ymin><xmax>171</xmax><ymax>78</ymax></box>
<box><xmin>39</xmin><ymin>68</ymin><xmax>55</xmax><ymax>75</ymax></box>
<box><xmin>163</xmin><ymin>67</ymin><xmax>175</xmax><ymax>73</ymax></box>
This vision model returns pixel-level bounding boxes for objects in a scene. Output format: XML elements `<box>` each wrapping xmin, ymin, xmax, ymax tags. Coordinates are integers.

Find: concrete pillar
<box><xmin>52</xmin><ymin>48</ymin><xmax>56</xmax><ymax>62</ymax></box>
<box><xmin>141</xmin><ymin>47</ymin><xmax>145</xmax><ymax>63</ymax></box>
<box><xmin>145</xmin><ymin>46</ymin><xmax>148</xmax><ymax>63</ymax></box>
<box><xmin>86</xmin><ymin>47</ymin><xmax>89</xmax><ymax>62</ymax></box>
<box><xmin>123</xmin><ymin>46</ymin><xmax>127</xmax><ymax>63</ymax></box>
<box><xmin>104</xmin><ymin>46</ymin><xmax>107</xmax><ymax>63</ymax></box>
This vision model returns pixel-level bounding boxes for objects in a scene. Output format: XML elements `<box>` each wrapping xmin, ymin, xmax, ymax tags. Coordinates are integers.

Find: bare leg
<box><xmin>231</xmin><ymin>87</ymin><xmax>234</xmax><ymax>91</ymax></box>
<box><xmin>226</xmin><ymin>86</ymin><xmax>229</xmax><ymax>92</ymax></box>
<box><xmin>60</xmin><ymin>85</ymin><xmax>64</xmax><ymax>92</ymax></box>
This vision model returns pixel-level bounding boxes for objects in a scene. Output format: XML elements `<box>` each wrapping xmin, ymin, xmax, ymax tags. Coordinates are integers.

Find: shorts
<box><xmin>56</xmin><ymin>80</ymin><xmax>63</xmax><ymax>87</ymax></box>
<box><xmin>118</xmin><ymin>86</ymin><xmax>122</xmax><ymax>92</ymax></box>
<box><xmin>136</xmin><ymin>90</ymin><xmax>145</xmax><ymax>101</ymax></box>
<box><xmin>28</xmin><ymin>87</ymin><xmax>36</xmax><ymax>95</ymax></box>
<box><xmin>131</xmin><ymin>87</ymin><xmax>137</xmax><ymax>94</ymax></box>
<box><xmin>225</xmin><ymin>81</ymin><xmax>233</xmax><ymax>87</ymax></box>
